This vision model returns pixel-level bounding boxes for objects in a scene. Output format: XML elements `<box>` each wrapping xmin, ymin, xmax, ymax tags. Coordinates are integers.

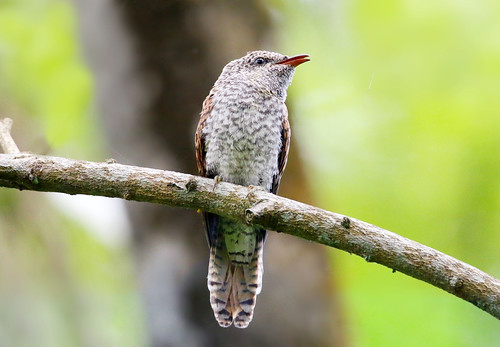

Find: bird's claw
<box><xmin>248</xmin><ymin>185</ymin><xmax>265</xmax><ymax>192</ymax></box>
<box><xmin>212</xmin><ymin>175</ymin><xmax>222</xmax><ymax>192</ymax></box>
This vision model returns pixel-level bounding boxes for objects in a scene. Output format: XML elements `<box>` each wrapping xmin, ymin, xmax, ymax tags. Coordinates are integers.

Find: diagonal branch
<box><xmin>0</xmin><ymin>120</ymin><xmax>499</xmax><ymax>321</ymax></box>
<box><xmin>0</xmin><ymin>118</ymin><xmax>20</xmax><ymax>154</ymax></box>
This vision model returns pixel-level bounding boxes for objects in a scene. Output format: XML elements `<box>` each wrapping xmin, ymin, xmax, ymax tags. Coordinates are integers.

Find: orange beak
<box><xmin>276</xmin><ymin>54</ymin><xmax>310</xmax><ymax>67</ymax></box>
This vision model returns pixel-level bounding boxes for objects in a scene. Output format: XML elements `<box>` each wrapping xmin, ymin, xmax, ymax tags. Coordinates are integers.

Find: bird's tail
<box><xmin>207</xmin><ymin>234</ymin><xmax>264</xmax><ymax>328</ymax></box>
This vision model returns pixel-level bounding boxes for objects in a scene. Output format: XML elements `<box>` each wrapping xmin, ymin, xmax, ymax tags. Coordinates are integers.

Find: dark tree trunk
<box><xmin>73</xmin><ymin>0</ymin><xmax>345</xmax><ymax>345</ymax></box>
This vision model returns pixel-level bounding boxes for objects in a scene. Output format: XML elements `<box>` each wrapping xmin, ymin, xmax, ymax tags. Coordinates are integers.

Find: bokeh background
<box><xmin>1</xmin><ymin>0</ymin><xmax>499</xmax><ymax>346</ymax></box>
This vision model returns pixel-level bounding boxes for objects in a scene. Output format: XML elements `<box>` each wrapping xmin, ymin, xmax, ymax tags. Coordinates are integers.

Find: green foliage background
<box><xmin>1</xmin><ymin>0</ymin><xmax>499</xmax><ymax>345</ymax></box>
<box><xmin>0</xmin><ymin>1</ymin><xmax>146</xmax><ymax>346</ymax></box>
<box><xmin>273</xmin><ymin>0</ymin><xmax>500</xmax><ymax>345</ymax></box>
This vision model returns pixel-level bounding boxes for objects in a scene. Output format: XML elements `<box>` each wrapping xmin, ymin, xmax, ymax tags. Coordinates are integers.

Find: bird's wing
<box><xmin>195</xmin><ymin>94</ymin><xmax>213</xmax><ymax>177</ymax></box>
<box><xmin>195</xmin><ymin>93</ymin><xmax>219</xmax><ymax>247</ymax></box>
<box><xmin>271</xmin><ymin>105</ymin><xmax>291</xmax><ymax>194</ymax></box>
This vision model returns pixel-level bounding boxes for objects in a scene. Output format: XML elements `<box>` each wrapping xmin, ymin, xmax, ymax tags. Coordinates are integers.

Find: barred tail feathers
<box><xmin>207</xmin><ymin>234</ymin><xmax>264</xmax><ymax>328</ymax></box>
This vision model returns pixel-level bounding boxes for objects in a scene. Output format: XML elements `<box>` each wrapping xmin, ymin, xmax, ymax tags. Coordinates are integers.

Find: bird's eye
<box><xmin>254</xmin><ymin>57</ymin><xmax>266</xmax><ymax>65</ymax></box>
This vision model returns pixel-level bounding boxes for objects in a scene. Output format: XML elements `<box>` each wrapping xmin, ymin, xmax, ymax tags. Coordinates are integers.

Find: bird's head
<box><xmin>217</xmin><ymin>50</ymin><xmax>309</xmax><ymax>99</ymax></box>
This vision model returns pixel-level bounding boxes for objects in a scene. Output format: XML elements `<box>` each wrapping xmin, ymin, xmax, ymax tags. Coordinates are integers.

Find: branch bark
<box><xmin>1</xmin><ymin>152</ymin><xmax>500</xmax><ymax>320</ymax></box>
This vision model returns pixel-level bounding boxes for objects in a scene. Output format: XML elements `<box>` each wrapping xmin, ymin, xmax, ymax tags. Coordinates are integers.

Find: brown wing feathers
<box><xmin>271</xmin><ymin>107</ymin><xmax>291</xmax><ymax>194</ymax></box>
<box><xmin>195</xmin><ymin>94</ymin><xmax>214</xmax><ymax>178</ymax></box>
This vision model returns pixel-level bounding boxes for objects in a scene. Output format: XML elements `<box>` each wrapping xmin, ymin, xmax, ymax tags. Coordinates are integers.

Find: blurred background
<box><xmin>1</xmin><ymin>0</ymin><xmax>499</xmax><ymax>346</ymax></box>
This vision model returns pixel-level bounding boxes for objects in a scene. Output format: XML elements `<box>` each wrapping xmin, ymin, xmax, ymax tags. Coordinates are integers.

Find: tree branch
<box><xmin>0</xmin><ymin>121</ymin><xmax>499</xmax><ymax>321</ymax></box>
<box><xmin>0</xmin><ymin>118</ymin><xmax>20</xmax><ymax>154</ymax></box>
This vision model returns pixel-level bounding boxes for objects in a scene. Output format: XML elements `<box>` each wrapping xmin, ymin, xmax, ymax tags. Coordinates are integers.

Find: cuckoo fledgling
<box><xmin>195</xmin><ymin>51</ymin><xmax>309</xmax><ymax>328</ymax></box>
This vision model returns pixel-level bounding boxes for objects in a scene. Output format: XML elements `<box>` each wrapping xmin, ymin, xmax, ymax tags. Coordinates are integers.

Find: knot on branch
<box><xmin>166</xmin><ymin>182</ymin><xmax>183</xmax><ymax>190</ymax></box>
<box><xmin>245</xmin><ymin>208</ymin><xmax>257</xmax><ymax>224</ymax></box>
<box><xmin>245</xmin><ymin>200</ymin><xmax>276</xmax><ymax>229</ymax></box>
<box><xmin>28</xmin><ymin>168</ymin><xmax>39</xmax><ymax>185</ymax></box>
<box><xmin>18</xmin><ymin>160</ymin><xmax>44</xmax><ymax>190</ymax></box>
<box><xmin>185</xmin><ymin>178</ymin><xmax>198</xmax><ymax>192</ymax></box>
<box><xmin>341</xmin><ymin>216</ymin><xmax>351</xmax><ymax>229</ymax></box>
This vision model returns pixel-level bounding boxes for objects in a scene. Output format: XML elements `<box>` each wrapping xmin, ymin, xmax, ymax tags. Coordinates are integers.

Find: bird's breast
<box><xmin>204</xmin><ymin>94</ymin><xmax>283</xmax><ymax>190</ymax></box>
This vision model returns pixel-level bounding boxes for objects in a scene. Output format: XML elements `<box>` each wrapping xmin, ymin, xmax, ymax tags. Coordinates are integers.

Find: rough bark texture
<box><xmin>71</xmin><ymin>0</ymin><xmax>343</xmax><ymax>345</ymax></box>
<box><xmin>1</xmin><ymin>152</ymin><xmax>500</xmax><ymax>321</ymax></box>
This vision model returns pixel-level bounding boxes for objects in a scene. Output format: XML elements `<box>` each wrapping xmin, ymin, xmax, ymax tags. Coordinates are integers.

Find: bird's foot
<box><xmin>248</xmin><ymin>185</ymin><xmax>266</xmax><ymax>192</ymax></box>
<box><xmin>246</xmin><ymin>185</ymin><xmax>267</xmax><ymax>201</ymax></box>
<box><xmin>212</xmin><ymin>175</ymin><xmax>222</xmax><ymax>192</ymax></box>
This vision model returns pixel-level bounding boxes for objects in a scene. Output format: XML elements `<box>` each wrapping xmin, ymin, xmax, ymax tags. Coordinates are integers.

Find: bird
<box><xmin>195</xmin><ymin>50</ymin><xmax>309</xmax><ymax>328</ymax></box>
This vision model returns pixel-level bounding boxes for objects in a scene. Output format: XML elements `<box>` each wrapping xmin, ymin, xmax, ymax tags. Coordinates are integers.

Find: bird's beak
<box><xmin>276</xmin><ymin>54</ymin><xmax>310</xmax><ymax>67</ymax></box>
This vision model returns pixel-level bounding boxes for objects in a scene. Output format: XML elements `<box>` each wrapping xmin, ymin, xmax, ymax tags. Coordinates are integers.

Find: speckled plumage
<box><xmin>195</xmin><ymin>50</ymin><xmax>309</xmax><ymax>328</ymax></box>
